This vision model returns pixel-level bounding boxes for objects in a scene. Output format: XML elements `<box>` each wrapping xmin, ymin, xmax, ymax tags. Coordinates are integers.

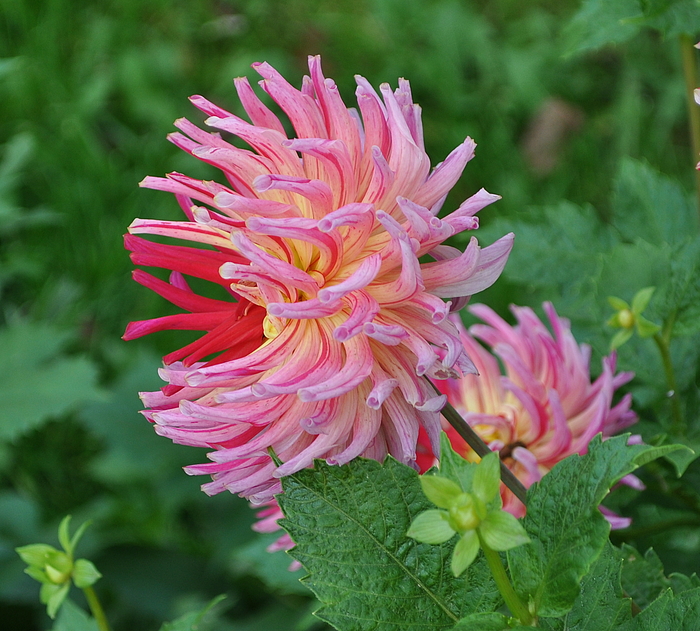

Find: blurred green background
<box><xmin>1</xmin><ymin>0</ymin><xmax>699</xmax><ymax>629</ymax></box>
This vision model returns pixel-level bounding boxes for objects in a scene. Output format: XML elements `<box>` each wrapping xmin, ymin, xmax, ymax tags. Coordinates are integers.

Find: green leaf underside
<box><xmin>508</xmin><ymin>435</ymin><xmax>686</xmax><ymax>617</ymax></box>
<box><xmin>278</xmin><ymin>456</ymin><xmax>500</xmax><ymax>631</ymax></box>
<box><xmin>541</xmin><ymin>543</ymin><xmax>631</xmax><ymax>631</ymax></box>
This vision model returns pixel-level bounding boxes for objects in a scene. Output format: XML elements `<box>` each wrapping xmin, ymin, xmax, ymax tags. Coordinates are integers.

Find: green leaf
<box><xmin>453</xmin><ymin>612</ymin><xmax>513</xmax><ymax>630</ymax></box>
<box><xmin>655</xmin><ymin>238</ymin><xmax>700</xmax><ymax>337</ymax></box>
<box><xmin>158</xmin><ymin>595</ymin><xmax>227</xmax><ymax>631</ymax></box>
<box><xmin>619</xmin><ymin>587</ymin><xmax>700</xmax><ymax>630</ymax></box>
<box><xmin>507</xmin><ymin>435</ymin><xmax>681</xmax><ymax>617</ymax></box>
<box><xmin>278</xmin><ymin>457</ymin><xmax>500</xmax><ymax>631</ymax></box>
<box><xmin>419</xmin><ymin>475</ymin><xmax>463</xmax><ymax>508</ymax></box>
<box><xmin>50</xmin><ymin>599</ymin><xmax>99</xmax><ymax>631</ymax></box>
<box><xmin>612</xmin><ymin>158</ymin><xmax>698</xmax><ymax>247</ymax></box>
<box><xmin>407</xmin><ymin>510</ymin><xmax>455</xmax><ymax>544</ymax></box>
<box><xmin>543</xmin><ymin>543</ymin><xmax>631</xmax><ymax>631</ymax></box>
<box><xmin>609</xmin><ymin>296</ymin><xmax>631</xmax><ymax>311</ymax></box>
<box><xmin>619</xmin><ymin>544</ymin><xmax>699</xmax><ymax>610</ymax></box>
<box><xmin>638</xmin><ymin>0</ymin><xmax>700</xmax><ymax>36</ymax></box>
<box><xmin>0</xmin><ymin>319</ymin><xmax>102</xmax><ymax>442</ymax></box>
<box><xmin>562</xmin><ymin>0</ymin><xmax>641</xmax><ymax>56</ymax></box>
<box><xmin>72</xmin><ymin>559</ymin><xmax>101</xmax><ymax>588</ymax></box>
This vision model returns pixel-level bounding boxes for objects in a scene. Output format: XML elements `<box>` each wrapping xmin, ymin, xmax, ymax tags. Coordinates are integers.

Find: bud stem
<box><xmin>653</xmin><ymin>331</ymin><xmax>685</xmax><ymax>433</ymax></box>
<box><xmin>478</xmin><ymin>533</ymin><xmax>534</xmax><ymax>626</ymax></box>
<box><xmin>83</xmin><ymin>586</ymin><xmax>111</xmax><ymax>631</ymax></box>
<box><xmin>680</xmin><ymin>34</ymin><xmax>700</xmax><ymax>216</ymax></box>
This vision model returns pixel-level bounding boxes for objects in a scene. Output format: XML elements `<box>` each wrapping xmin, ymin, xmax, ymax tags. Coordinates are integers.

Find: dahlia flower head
<box><xmin>419</xmin><ymin>302</ymin><xmax>640</xmax><ymax>528</ymax></box>
<box><xmin>125</xmin><ymin>56</ymin><xmax>514</xmax><ymax>514</ymax></box>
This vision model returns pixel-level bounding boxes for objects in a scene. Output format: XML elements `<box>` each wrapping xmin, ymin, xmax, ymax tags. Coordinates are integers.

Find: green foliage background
<box><xmin>1</xmin><ymin>0</ymin><xmax>699</xmax><ymax>629</ymax></box>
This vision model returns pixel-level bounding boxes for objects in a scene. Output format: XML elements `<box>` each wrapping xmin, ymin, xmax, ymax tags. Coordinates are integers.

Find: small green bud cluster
<box><xmin>16</xmin><ymin>515</ymin><xmax>102</xmax><ymax>618</ymax></box>
<box><xmin>407</xmin><ymin>452</ymin><xmax>530</xmax><ymax>577</ymax></box>
<box><xmin>607</xmin><ymin>287</ymin><xmax>661</xmax><ymax>349</ymax></box>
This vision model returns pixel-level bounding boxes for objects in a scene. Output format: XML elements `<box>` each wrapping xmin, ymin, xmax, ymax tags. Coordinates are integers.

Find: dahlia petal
<box><xmin>234</xmin><ymin>76</ymin><xmax>287</xmax><ymax>134</ymax></box>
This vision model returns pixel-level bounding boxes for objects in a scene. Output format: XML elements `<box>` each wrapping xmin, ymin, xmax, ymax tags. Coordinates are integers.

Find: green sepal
<box><xmin>16</xmin><ymin>543</ymin><xmax>57</xmax><ymax>568</ymax></box>
<box><xmin>46</xmin><ymin>550</ymin><xmax>72</xmax><ymax>576</ymax></box>
<box><xmin>24</xmin><ymin>565</ymin><xmax>50</xmax><ymax>584</ymax></box>
<box><xmin>479</xmin><ymin>511</ymin><xmax>530</xmax><ymax>552</ymax></box>
<box><xmin>72</xmin><ymin>559</ymin><xmax>102</xmax><ymax>588</ymax></box>
<box><xmin>608</xmin><ymin>296</ymin><xmax>630</xmax><ymax>311</ymax></box>
<box><xmin>611</xmin><ymin>328</ymin><xmax>634</xmax><ymax>350</ymax></box>
<box><xmin>407</xmin><ymin>510</ymin><xmax>455</xmax><ymax>544</ymax></box>
<box><xmin>58</xmin><ymin>516</ymin><xmax>72</xmax><ymax>555</ymax></box>
<box><xmin>631</xmin><ymin>286</ymin><xmax>655</xmax><ymax>314</ymax></box>
<box><xmin>420</xmin><ymin>475</ymin><xmax>463</xmax><ymax>508</ymax></box>
<box><xmin>69</xmin><ymin>520</ymin><xmax>92</xmax><ymax>556</ymax></box>
<box><xmin>472</xmin><ymin>452</ymin><xmax>501</xmax><ymax>505</ymax></box>
<box><xmin>636</xmin><ymin>315</ymin><xmax>661</xmax><ymax>337</ymax></box>
<box><xmin>452</xmin><ymin>530</ymin><xmax>480</xmax><ymax>577</ymax></box>
<box><xmin>41</xmin><ymin>581</ymin><xmax>70</xmax><ymax>619</ymax></box>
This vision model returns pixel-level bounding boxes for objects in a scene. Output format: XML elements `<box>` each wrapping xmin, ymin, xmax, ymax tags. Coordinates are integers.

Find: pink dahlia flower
<box><xmin>418</xmin><ymin>302</ymin><xmax>640</xmax><ymax>528</ymax></box>
<box><xmin>125</xmin><ymin>57</ymin><xmax>513</xmax><ymax>518</ymax></box>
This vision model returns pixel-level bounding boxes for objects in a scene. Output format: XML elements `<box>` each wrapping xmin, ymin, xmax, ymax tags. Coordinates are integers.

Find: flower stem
<box><xmin>478</xmin><ymin>533</ymin><xmax>534</xmax><ymax>626</ymax></box>
<box><xmin>652</xmin><ymin>332</ymin><xmax>685</xmax><ymax>433</ymax></box>
<box><xmin>82</xmin><ymin>586</ymin><xmax>111</xmax><ymax>631</ymax></box>
<box><xmin>429</xmin><ymin>381</ymin><xmax>528</xmax><ymax>506</ymax></box>
<box><xmin>680</xmin><ymin>34</ymin><xmax>700</xmax><ymax>215</ymax></box>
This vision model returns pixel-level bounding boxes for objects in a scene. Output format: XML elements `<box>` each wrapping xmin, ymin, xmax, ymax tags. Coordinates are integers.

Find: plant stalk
<box><xmin>680</xmin><ymin>34</ymin><xmax>700</xmax><ymax>215</ymax></box>
<box><xmin>478</xmin><ymin>534</ymin><xmax>534</xmax><ymax>626</ymax></box>
<box><xmin>652</xmin><ymin>332</ymin><xmax>685</xmax><ymax>433</ymax></box>
<box><xmin>82</xmin><ymin>586</ymin><xmax>111</xmax><ymax>631</ymax></box>
<box><xmin>427</xmin><ymin>380</ymin><xmax>528</xmax><ymax>506</ymax></box>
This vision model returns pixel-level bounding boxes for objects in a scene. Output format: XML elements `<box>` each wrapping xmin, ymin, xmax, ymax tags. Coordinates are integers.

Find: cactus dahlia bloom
<box><xmin>124</xmin><ymin>57</ymin><xmax>514</xmax><ymax>518</ymax></box>
<box><xmin>418</xmin><ymin>303</ymin><xmax>640</xmax><ymax>528</ymax></box>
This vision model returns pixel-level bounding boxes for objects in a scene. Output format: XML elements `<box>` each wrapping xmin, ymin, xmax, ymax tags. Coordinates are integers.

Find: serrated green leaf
<box><xmin>72</xmin><ymin>559</ymin><xmax>101</xmax><ymax>588</ymax></box>
<box><xmin>543</xmin><ymin>543</ymin><xmax>632</xmax><ymax>631</ymax></box>
<box><xmin>407</xmin><ymin>510</ymin><xmax>455</xmax><ymax>544</ymax></box>
<box><xmin>0</xmin><ymin>319</ymin><xmax>102</xmax><ymax>442</ymax></box>
<box><xmin>562</xmin><ymin>0</ymin><xmax>641</xmax><ymax>56</ymax></box>
<box><xmin>619</xmin><ymin>587</ymin><xmax>700</xmax><ymax>630</ymax></box>
<box><xmin>655</xmin><ymin>238</ymin><xmax>700</xmax><ymax>337</ymax></box>
<box><xmin>279</xmin><ymin>457</ymin><xmax>500</xmax><ymax>631</ymax></box>
<box><xmin>612</xmin><ymin>158</ymin><xmax>698</xmax><ymax>246</ymax></box>
<box><xmin>639</xmin><ymin>0</ymin><xmax>700</xmax><ymax>36</ymax></box>
<box><xmin>507</xmin><ymin>435</ymin><xmax>676</xmax><ymax>617</ymax></box>
<box><xmin>158</xmin><ymin>595</ymin><xmax>227</xmax><ymax>631</ymax></box>
<box><xmin>631</xmin><ymin>443</ymin><xmax>690</xmax><ymax>468</ymax></box>
<box><xmin>620</xmin><ymin>545</ymin><xmax>670</xmax><ymax>609</ymax></box>
<box><xmin>50</xmin><ymin>599</ymin><xmax>99</xmax><ymax>631</ymax></box>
